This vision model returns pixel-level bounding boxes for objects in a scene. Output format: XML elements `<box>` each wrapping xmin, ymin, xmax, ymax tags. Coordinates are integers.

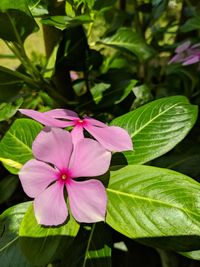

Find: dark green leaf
<box><xmin>0</xmin><ymin>175</ymin><xmax>18</xmax><ymax>204</ymax></box>
<box><xmin>0</xmin><ymin>0</ymin><xmax>38</xmax><ymax>43</ymax></box>
<box><xmin>0</xmin><ymin>202</ymin><xmax>31</xmax><ymax>267</ymax></box>
<box><xmin>180</xmin><ymin>16</ymin><xmax>200</xmax><ymax>32</ymax></box>
<box><xmin>106</xmin><ymin>165</ymin><xmax>200</xmax><ymax>251</ymax></box>
<box><xmin>111</xmin><ymin>96</ymin><xmax>198</xmax><ymax>164</ymax></box>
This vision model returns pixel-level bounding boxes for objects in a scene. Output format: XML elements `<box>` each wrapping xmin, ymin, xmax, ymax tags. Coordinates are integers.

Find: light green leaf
<box><xmin>99</xmin><ymin>27</ymin><xmax>154</xmax><ymax>60</ymax></box>
<box><xmin>180</xmin><ymin>250</ymin><xmax>200</xmax><ymax>260</ymax></box>
<box><xmin>19</xmin><ymin>205</ymin><xmax>79</xmax><ymax>266</ymax></box>
<box><xmin>0</xmin><ymin>202</ymin><xmax>31</xmax><ymax>267</ymax></box>
<box><xmin>106</xmin><ymin>165</ymin><xmax>200</xmax><ymax>251</ymax></box>
<box><xmin>91</xmin><ymin>83</ymin><xmax>110</xmax><ymax>104</ymax></box>
<box><xmin>0</xmin><ymin>118</ymin><xmax>42</xmax><ymax>173</ymax></box>
<box><xmin>111</xmin><ymin>96</ymin><xmax>198</xmax><ymax>164</ymax></box>
<box><xmin>41</xmin><ymin>15</ymin><xmax>92</xmax><ymax>30</ymax></box>
<box><xmin>0</xmin><ymin>98</ymin><xmax>23</xmax><ymax>122</ymax></box>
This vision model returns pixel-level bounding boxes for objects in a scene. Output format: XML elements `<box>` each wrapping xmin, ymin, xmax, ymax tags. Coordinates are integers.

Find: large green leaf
<box><xmin>99</xmin><ymin>27</ymin><xmax>154</xmax><ymax>61</ymax></box>
<box><xmin>111</xmin><ymin>96</ymin><xmax>198</xmax><ymax>165</ymax></box>
<box><xmin>0</xmin><ymin>118</ymin><xmax>42</xmax><ymax>174</ymax></box>
<box><xmin>0</xmin><ymin>202</ymin><xmax>31</xmax><ymax>267</ymax></box>
<box><xmin>106</xmin><ymin>165</ymin><xmax>200</xmax><ymax>251</ymax></box>
<box><xmin>19</xmin><ymin>205</ymin><xmax>79</xmax><ymax>266</ymax></box>
<box><xmin>0</xmin><ymin>0</ymin><xmax>38</xmax><ymax>43</ymax></box>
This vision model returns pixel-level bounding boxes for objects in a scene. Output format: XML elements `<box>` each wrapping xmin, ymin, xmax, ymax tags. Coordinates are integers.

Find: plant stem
<box><xmin>157</xmin><ymin>249</ymin><xmax>179</xmax><ymax>267</ymax></box>
<box><xmin>82</xmin><ymin>224</ymin><xmax>96</xmax><ymax>267</ymax></box>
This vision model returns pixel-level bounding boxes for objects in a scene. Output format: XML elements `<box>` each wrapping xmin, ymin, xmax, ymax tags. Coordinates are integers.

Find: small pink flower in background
<box><xmin>19</xmin><ymin>108</ymin><xmax>133</xmax><ymax>152</ymax></box>
<box><xmin>169</xmin><ymin>40</ymin><xmax>200</xmax><ymax>66</ymax></box>
<box><xmin>19</xmin><ymin>127</ymin><xmax>111</xmax><ymax>226</ymax></box>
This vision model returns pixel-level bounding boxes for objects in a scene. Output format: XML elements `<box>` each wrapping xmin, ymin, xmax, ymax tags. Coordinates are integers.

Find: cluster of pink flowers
<box><xmin>169</xmin><ymin>40</ymin><xmax>200</xmax><ymax>66</ymax></box>
<box><xmin>19</xmin><ymin>109</ymin><xmax>133</xmax><ymax>226</ymax></box>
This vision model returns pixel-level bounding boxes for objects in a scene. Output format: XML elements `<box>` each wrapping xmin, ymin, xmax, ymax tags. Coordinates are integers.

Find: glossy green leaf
<box><xmin>0</xmin><ymin>118</ymin><xmax>42</xmax><ymax>173</ymax></box>
<box><xmin>0</xmin><ymin>99</ymin><xmax>23</xmax><ymax>122</ymax></box>
<box><xmin>106</xmin><ymin>165</ymin><xmax>200</xmax><ymax>251</ymax></box>
<box><xmin>111</xmin><ymin>96</ymin><xmax>198</xmax><ymax>164</ymax></box>
<box><xmin>19</xmin><ymin>205</ymin><xmax>79</xmax><ymax>266</ymax></box>
<box><xmin>0</xmin><ymin>202</ymin><xmax>31</xmax><ymax>267</ymax></box>
<box><xmin>99</xmin><ymin>27</ymin><xmax>154</xmax><ymax>61</ymax></box>
<box><xmin>180</xmin><ymin>250</ymin><xmax>200</xmax><ymax>260</ymax></box>
<box><xmin>0</xmin><ymin>175</ymin><xmax>18</xmax><ymax>204</ymax></box>
<box><xmin>0</xmin><ymin>0</ymin><xmax>38</xmax><ymax>43</ymax></box>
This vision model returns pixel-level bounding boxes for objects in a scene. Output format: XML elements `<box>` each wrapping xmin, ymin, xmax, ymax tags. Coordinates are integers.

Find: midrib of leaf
<box><xmin>129</xmin><ymin>102</ymin><xmax>183</xmax><ymax>138</ymax></box>
<box><xmin>0</xmin><ymin>236</ymin><xmax>18</xmax><ymax>252</ymax></box>
<box><xmin>7</xmin><ymin>132</ymin><xmax>32</xmax><ymax>153</ymax></box>
<box><xmin>107</xmin><ymin>188</ymin><xmax>200</xmax><ymax>220</ymax></box>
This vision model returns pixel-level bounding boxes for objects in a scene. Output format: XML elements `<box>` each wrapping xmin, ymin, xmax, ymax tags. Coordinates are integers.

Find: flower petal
<box><xmin>19</xmin><ymin>159</ymin><xmax>57</xmax><ymax>198</ymax></box>
<box><xmin>33</xmin><ymin>127</ymin><xmax>73</xmax><ymax>170</ymax></box>
<box><xmin>71</xmin><ymin>125</ymin><xmax>84</xmax><ymax>145</ymax></box>
<box><xmin>67</xmin><ymin>179</ymin><xmax>107</xmax><ymax>223</ymax></box>
<box><xmin>34</xmin><ymin>182</ymin><xmax>68</xmax><ymax>226</ymax></box>
<box><xmin>183</xmin><ymin>55</ymin><xmax>200</xmax><ymax>65</ymax></box>
<box><xmin>83</xmin><ymin>117</ymin><xmax>106</xmax><ymax>127</ymax></box>
<box><xmin>69</xmin><ymin>138</ymin><xmax>111</xmax><ymax>177</ymax></box>
<box><xmin>175</xmin><ymin>40</ymin><xmax>191</xmax><ymax>53</ymax></box>
<box><xmin>85</xmin><ymin>125</ymin><xmax>133</xmax><ymax>152</ymax></box>
<box><xmin>19</xmin><ymin>109</ymin><xmax>73</xmax><ymax>127</ymax></box>
<box><xmin>45</xmin><ymin>109</ymin><xmax>78</xmax><ymax>120</ymax></box>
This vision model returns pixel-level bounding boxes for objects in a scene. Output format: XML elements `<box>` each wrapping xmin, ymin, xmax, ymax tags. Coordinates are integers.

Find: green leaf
<box><xmin>0</xmin><ymin>118</ymin><xmax>42</xmax><ymax>173</ymax></box>
<box><xmin>106</xmin><ymin>165</ymin><xmax>200</xmax><ymax>251</ymax></box>
<box><xmin>180</xmin><ymin>250</ymin><xmax>200</xmax><ymax>260</ymax></box>
<box><xmin>99</xmin><ymin>27</ymin><xmax>154</xmax><ymax>61</ymax></box>
<box><xmin>0</xmin><ymin>202</ymin><xmax>31</xmax><ymax>267</ymax></box>
<box><xmin>0</xmin><ymin>98</ymin><xmax>23</xmax><ymax>122</ymax></box>
<box><xmin>91</xmin><ymin>83</ymin><xmax>110</xmax><ymax>104</ymax></box>
<box><xmin>19</xmin><ymin>205</ymin><xmax>79</xmax><ymax>266</ymax></box>
<box><xmin>0</xmin><ymin>0</ymin><xmax>38</xmax><ymax>43</ymax></box>
<box><xmin>41</xmin><ymin>15</ymin><xmax>92</xmax><ymax>30</ymax></box>
<box><xmin>180</xmin><ymin>16</ymin><xmax>200</xmax><ymax>32</ymax></box>
<box><xmin>111</xmin><ymin>96</ymin><xmax>198</xmax><ymax>165</ymax></box>
<box><xmin>0</xmin><ymin>175</ymin><xmax>18</xmax><ymax>204</ymax></box>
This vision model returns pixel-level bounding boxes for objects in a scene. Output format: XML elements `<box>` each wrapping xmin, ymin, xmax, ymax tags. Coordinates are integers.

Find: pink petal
<box><xmin>67</xmin><ymin>179</ymin><xmax>107</xmax><ymax>223</ymax></box>
<box><xmin>168</xmin><ymin>54</ymin><xmax>185</xmax><ymax>64</ymax></box>
<box><xmin>19</xmin><ymin>159</ymin><xmax>57</xmax><ymax>198</ymax></box>
<box><xmin>175</xmin><ymin>40</ymin><xmax>191</xmax><ymax>53</ymax></box>
<box><xmin>71</xmin><ymin>125</ymin><xmax>84</xmax><ymax>145</ymax></box>
<box><xmin>69</xmin><ymin>138</ymin><xmax>111</xmax><ymax>178</ymax></box>
<box><xmin>83</xmin><ymin>117</ymin><xmax>107</xmax><ymax>127</ymax></box>
<box><xmin>19</xmin><ymin>109</ymin><xmax>73</xmax><ymax>127</ymax></box>
<box><xmin>33</xmin><ymin>127</ymin><xmax>73</xmax><ymax>170</ymax></box>
<box><xmin>85</xmin><ymin>125</ymin><xmax>133</xmax><ymax>152</ymax></box>
<box><xmin>45</xmin><ymin>109</ymin><xmax>78</xmax><ymax>120</ymax></box>
<box><xmin>34</xmin><ymin>182</ymin><xmax>68</xmax><ymax>226</ymax></box>
<box><xmin>183</xmin><ymin>55</ymin><xmax>200</xmax><ymax>65</ymax></box>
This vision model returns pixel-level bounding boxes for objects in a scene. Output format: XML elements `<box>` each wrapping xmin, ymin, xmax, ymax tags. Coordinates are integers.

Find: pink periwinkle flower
<box><xmin>19</xmin><ymin>127</ymin><xmax>111</xmax><ymax>226</ymax></box>
<box><xmin>169</xmin><ymin>40</ymin><xmax>200</xmax><ymax>66</ymax></box>
<box><xmin>19</xmin><ymin>108</ymin><xmax>133</xmax><ymax>152</ymax></box>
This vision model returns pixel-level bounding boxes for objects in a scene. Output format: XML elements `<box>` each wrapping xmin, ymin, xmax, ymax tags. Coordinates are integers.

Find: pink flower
<box><xmin>19</xmin><ymin>108</ymin><xmax>133</xmax><ymax>152</ymax></box>
<box><xmin>169</xmin><ymin>40</ymin><xmax>200</xmax><ymax>65</ymax></box>
<box><xmin>19</xmin><ymin>127</ymin><xmax>111</xmax><ymax>226</ymax></box>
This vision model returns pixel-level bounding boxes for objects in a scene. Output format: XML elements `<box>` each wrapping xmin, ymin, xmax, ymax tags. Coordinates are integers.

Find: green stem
<box><xmin>82</xmin><ymin>224</ymin><xmax>96</xmax><ymax>267</ymax></box>
<box><xmin>157</xmin><ymin>249</ymin><xmax>179</xmax><ymax>267</ymax></box>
